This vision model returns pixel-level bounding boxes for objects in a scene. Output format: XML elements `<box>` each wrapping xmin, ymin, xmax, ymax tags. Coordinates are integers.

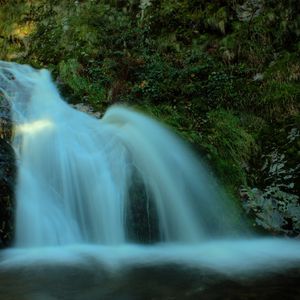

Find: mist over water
<box><xmin>0</xmin><ymin>61</ymin><xmax>300</xmax><ymax>299</ymax></box>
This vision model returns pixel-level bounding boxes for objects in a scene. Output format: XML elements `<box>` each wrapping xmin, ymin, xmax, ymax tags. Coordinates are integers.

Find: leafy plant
<box><xmin>243</xmin><ymin>186</ymin><xmax>300</xmax><ymax>235</ymax></box>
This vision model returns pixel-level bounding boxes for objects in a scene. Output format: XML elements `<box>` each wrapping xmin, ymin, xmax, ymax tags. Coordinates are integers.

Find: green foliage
<box><xmin>58</xmin><ymin>59</ymin><xmax>106</xmax><ymax>106</ymax></box>
<box><xmin>260</xmin><ymin>81</ymin><xmax>300</xmax><ymax>119</ymax></box>
<box><xmin>202</xmin><ymin>109</ymin><xmax>257</xmax><ymax>188</ymax></box>
<box><xmin>133</xmin><ymin>103</ymin><xmax>202</xmax><ymax>146</ymax></box>
<box><xmin>264</xmin><ymin>52</ymin><xmax>300</xmax><ymax>82</ymax></box>
<box><xmin>205</xmin><ymin>66</ymin><xmax>251</xmax><ymax>109</ymax></box>
<box><xmin>243</xmin><ymin>118</ymin><xmax>300</xmax><ymax>234</ymax></box>
<box><xmin>243</xmin><ymin>186</ymin><xmax>300</xmax><ymax>235</ymax></box>
<box><xmin>205</xmin><ymin>6</ymin><xmax>228</xmax><ymax>35</ymax></box>
<box><xmin>128</xmin><ymin>54</ymin><xmax>180</xmax><ymax>103</ymax></box>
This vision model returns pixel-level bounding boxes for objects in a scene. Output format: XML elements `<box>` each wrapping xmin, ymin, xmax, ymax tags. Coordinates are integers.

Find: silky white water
<box><xmin>0</xmin><ymin>60</ymin><xmax>240</xmax><ymax>247</ymax></box>
<box><xmin>0</xmin><ymin>61</ymin><xmax>300</xmax><ymax>300</ymax></box>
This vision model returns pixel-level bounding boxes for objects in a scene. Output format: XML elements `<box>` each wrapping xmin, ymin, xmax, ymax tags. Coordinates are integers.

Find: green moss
<box><xmin>202</xmin><ymin>109</ymin><xmax>257</xmax><ymax>189</ymax></box>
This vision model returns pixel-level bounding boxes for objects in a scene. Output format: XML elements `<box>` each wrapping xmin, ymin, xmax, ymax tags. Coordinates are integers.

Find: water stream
<box><xmin>0</xmin><ymin>61</ymin><xmax>300</xmax><ymax>299</ymax></box>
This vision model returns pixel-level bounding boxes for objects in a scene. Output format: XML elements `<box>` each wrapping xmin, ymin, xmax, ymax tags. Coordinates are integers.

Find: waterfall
<box><xmin>0</xmin><ymin>61</ymin><xmax>240</xmax><ymax>247</ymax></box>
<box><xmin>1</xmin><ymin>61</ymin><xmax>300</xmax><ymax>300</ymax></box>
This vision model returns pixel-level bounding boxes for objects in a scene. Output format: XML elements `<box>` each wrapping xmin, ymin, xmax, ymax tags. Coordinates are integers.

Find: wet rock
<box><xmin>0</xmin><ymin>100</ymin><xmax>15</xmax><ymax>247</ymax></box>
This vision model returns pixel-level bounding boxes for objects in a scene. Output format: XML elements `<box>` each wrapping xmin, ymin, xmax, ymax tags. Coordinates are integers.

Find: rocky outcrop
<box><xmin>0</xmin><ymin>99</ymin><xmax>15</xmax><ymax>247</ymax></box>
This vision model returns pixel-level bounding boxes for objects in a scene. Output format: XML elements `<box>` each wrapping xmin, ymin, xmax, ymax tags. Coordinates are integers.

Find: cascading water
<box><xmin>0</xmin><ymin>60</ymin><xmax>240</xmax><ymax>247</ymax></box>
<box><xmin>0</xmin><ymin>61</ymin><xmax>300</xmax><ymax>300</ymax></box>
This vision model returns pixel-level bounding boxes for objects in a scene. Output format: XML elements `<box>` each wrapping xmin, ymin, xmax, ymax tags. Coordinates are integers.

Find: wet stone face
<box><xmin>0</xmin><ymin>77</ymin><xmax>15</xmax><ymax>248</ymax></box>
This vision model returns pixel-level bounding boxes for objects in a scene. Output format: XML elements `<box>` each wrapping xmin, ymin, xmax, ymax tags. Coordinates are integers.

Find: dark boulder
<box><xmin>0</xmin><ymin>100</ymin><xmax>15</xmax><ymax>247</ymax></box>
